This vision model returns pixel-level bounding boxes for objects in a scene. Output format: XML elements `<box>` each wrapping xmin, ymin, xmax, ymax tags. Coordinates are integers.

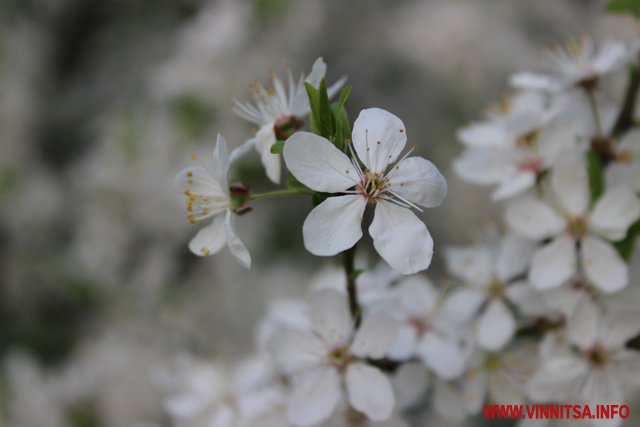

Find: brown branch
<box><xmin>611</xmin><ymin>53</ymin><xmax>640</xmax><ymax>138</ymax></box>
<box><xmin>343</xmin><ymin>244</ymin><xmax>361</xmax><ymax>328</ymax></box>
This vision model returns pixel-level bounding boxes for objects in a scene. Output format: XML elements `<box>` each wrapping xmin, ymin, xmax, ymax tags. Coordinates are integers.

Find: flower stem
<box><xmin>611</xmin><ymin>59</ymin><xmax>640</xmax><ymax>138</ymax></box>
<box><xmin>585</xmin><ymin>88</ymin><xmax>603</xmax><ymax>136</ymax></box>
<box><xmin>249</xmin><ymin>188</ymin><xmax>313</xmax><ymax>201</ymax></box>
<box><xmin>342</xmin><ymin>244</ymin><xmax>362</xmax><ymax>328</ymax></box>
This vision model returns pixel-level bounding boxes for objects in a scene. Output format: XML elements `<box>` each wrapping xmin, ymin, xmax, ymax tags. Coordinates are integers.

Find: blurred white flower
<box><xmin>462</xmin><ymin>344</ymin><xmax>537</xmax><ymax>414</ymax></box>
<box><xmin>440</xmin><ymin>234</ymin><xmax>536</xmax><ymax>350</ymax></box>
<box><xmin>232</xmin><ymin>57</ymin><xmax>345</xmax><ymax>183</ymax></box>
<box><xmin>268</xmin><ymin>289</ymin><xmax>398</xmax><ymax>426</ymax></box>
<box><xmin>606</xmin><ymin>129</ymin><xmax>640</xmax><ymax>191</ymax></box>
<box><xmin>174</xmin><ymin>134</ymin><xmax>251</xmax><ymax>267</ymax></box>
<box><xmin>455</xmin><ymin>92</ymin><xmax>585</xmax><ymax>200</ymax></box>
<box><xmin>527</xmin><ymin>297</ymin><xmax>640</xmax><ymax>422</ymax></box>
<box><xmin>511</xmin><ymin>37</ymin><xmax>630</xmax><ymax>92</ymax></box>
<box><xmin>165</xmin><ymin>355</ymin><xmax>284</xmax><ymax>427</ymax></box>
<box><xmin>385</xmin><ymin>276</ymin><xmax>470</xmax><ymax>380</ymax></box>
<box><xmin>283</xmin><ymin>108</ymin><xmax>447</xmax><ymax>274</ymax></box>
<box><xmin>505</xmin><ymin>154</ymin><xmax>640</xmax><ymax>293</ymax></box>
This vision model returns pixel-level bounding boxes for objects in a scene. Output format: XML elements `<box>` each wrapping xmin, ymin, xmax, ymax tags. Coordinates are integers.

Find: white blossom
<box><xmin>526</xmin><ymin>297</ymin><xmax>640</xmax><ymax>427</ymax></box>
<box><xmin>232</xmin><ymin>57</ymin><xmax>345</xmax><ymax>183</ymax></box>
<box><xmin>511</xmin><ymin>37</ymin><xmax>630</xmax><ymax>92</ymax></box>
<box><xmin>283</xmin><ymin>108</ymin><xmax>447</xmax><ymax>274</ymax></box>
<box><xmin>174</xmin><ymin>134</ymin><xmax>251</xmax><ymax>267</ymax></box>
<box><xmin>505</xmin><ymin>153</ymin><xmax>640</xmax><ymax>293</ymax></box>
<box><xmin>268</xmin><ymin>289</ymin><xmax>398</xmax><ymax>426</ymax></box>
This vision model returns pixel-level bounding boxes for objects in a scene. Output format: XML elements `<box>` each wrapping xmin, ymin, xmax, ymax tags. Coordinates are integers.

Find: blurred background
<box><xmin>0</xmin><ymin>0</ymin><xmax>638</xmax><ymax>426</ymax></box>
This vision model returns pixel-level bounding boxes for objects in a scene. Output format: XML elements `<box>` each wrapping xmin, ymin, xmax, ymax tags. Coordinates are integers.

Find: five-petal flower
<box><xmin>283</xmin><ymin>108</ymin><xmax>447</xmax><ymax>274</ymax></box>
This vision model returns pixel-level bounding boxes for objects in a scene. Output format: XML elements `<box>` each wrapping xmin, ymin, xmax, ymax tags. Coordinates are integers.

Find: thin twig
<box><xmin>342</xmin><ymin>244</ymin><xmax>361</xmax><ymax>328</ymax></box>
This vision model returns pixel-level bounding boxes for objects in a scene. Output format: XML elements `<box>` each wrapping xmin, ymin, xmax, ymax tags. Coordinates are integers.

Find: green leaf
<box><xmin>270</xmin><ymin>140</ymin><xmax>284</xmax><ymax>154</ymax></box>
<box><xmin>331</xmin><ymin>101</ymin><xmax>350</xmax><ymax>152</ymax></box>
<box><xmin>338</xmin><ymin>85</ymin><xmax>352</xmax><ymax>109</ymax></box>
<box><xmin>304</xmin><ymin>79</ymin><xmax>335</xmax><ymax>139</ymax></box>
<box><xmin>607</xmin><ymin>0</ymin><xmax>640</xmax><ymax>18</ymax></box>
<box><xmin>586</xmin><ymin>150</ymin><xmax>605</xmax><ymax>207</ymax></box>
<box><xmin>614</xmin><ymin>218</ymin><xmax>640</xmax><ymax>260</ymax></box>
<box><xmin>304</xmin><ymin>82</ymin><xmax>321</xmax><ymax>134</ymax></box>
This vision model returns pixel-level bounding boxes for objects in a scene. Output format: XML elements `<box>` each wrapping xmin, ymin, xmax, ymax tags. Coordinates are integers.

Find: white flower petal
<box><xmin>496</xmin><ymin>234</ymin><xmax>537</xmax><ymax>282</ymax></box>
<box><xmin>444</xmin><ymin>246</ymin><xmax>494</xmax><ymax>288</ymax></box>
<box><xmin>580</xmin><ymin>369</ymin><xmax>624</xmax><ymax>407</ymax></box>
<box><xmin>267</xmin><ymin>330</ymin><xmax>326</xmax><ymax>374</ymax></box>
<box><xmin>351</xmin><ymin>312</ymin><xmax>397</xmax><ymax>359</ymax></box>
<box><xmin>505</xmin><ymin>281</ymin><xmax>549</xmax><ymax>317</ymax></box>
<box><xmin>346</xmin><ymin>363</ymin><xmax>395</xmax><ymax>422</ymax></box>
<box><xmin>593</xmin><ymin>40</ymin><xmax>630</xmax><ymax>74</ymax></box>
<box><xmin>305</xmin><ymin>57</ymin><xmax>327</xmax><ymax>87</ymax></box>
<box><xmin>433</xmin><ymin>380</ymin><xmax>467</xmax><ymax>423</ymax></box>
<box><xmin>396</xmin><ymin>276</ymin><xmax>438</xmax><ymax>314</ymax></box>
<box><xmin>287</xmin><ymin>367</ymin><xmax>341</xmax><ymax>427</ymax></box>
<box><xmin>464</xmin><ymin>371</ymin><xmax>488</xmax><ymax>413</ymax></box>
<box><xmin>529</xmin><ymin>235</ymin><xmax>577</xmax><ymax>290</ymax></box>
<box><xmin>303</xmin><ymin>195</ymin><xmax>366</xmax><ymax>256</ymax></box>
<box><xmin>174</xmin><ymin>166</ymin><xmax>225</xmax><ymax>198</ymax></box>
<box><xmin>438</xmin><ymin>288</ymin><xmax>485</xmax><ymax>326</ymax></box>
<box><xmin>387</xmin><ymin>157</ymin><xmax>447</xmax><ymax>208</ymax></box>
<box><xmin>212</xmin><ymin>133</ymin><xmax>231</xmax><ymax>184</ymax></box>
<box><xmin>477</xmin><ymin>300</ymin><xmax>516</xmax><ymax>351</ymax></box>
<box><xmin>308</xmin><ymin>289</ymin><xmax>353</xmax><ymax>347</ymax></box>
<box><xmin>567</xmin><ymin>296</ymin><xmax>599</xmax><ymax>351</ymax></box>
<box><xmin>224</xmin><ymin>210</ymin><xmax>251</xmax><ymax>268</ymax></box>
<box><xmin>526</xmin><ymin>357</ymin><xmax>588</xmax><ymax>402</ymax></box>
<box><xmin>492</xmin><ymin>171</ymin><xmax>536</xmax><ymax>201</ymax></box>
<box><xmin>602</xmin><ymin>313</ymin><xmax>640</xmax><ymax>349</ymax></box>
<box><xmin>505</xmin><ymin>197</ymin><xmax>565</xmax><ymax>240</ymax></box>
<box><xmin>352</xmin><ymin>108</ymin><xmax>406</xmax><ymax>172</ymax></box>
<box><xmin>188</xmin><ymin>215</ymin><xmax>226</xmax><ymax>257</ymax></box>
<box><xmin>418</xmin><ymin>333</ymin><xmax>466</xmax><ymax>380</ymax></box>
<box><xmin>551</xmin><ymin>154</ymin><xmax>589</xmax><ymax>216</ymax></box>
<box><xmin>369</xmin><ymin>201</ymin><xmax>433</xmax><ymax>274</ymax></box>
<box><xmin>581</xmin><ymin>235</ymin><xmax>628</xmax><ymax>293</ymax></box>
<box><xmin>457</xmin><ymin>121</ymin><xmax>511</xmax><ymax>148</ymax></box>
<box><xmin>255</xmin><ymin>124</ymin><xmax>281</xmax><ymax>183</ymax></box>
<box><xmin>392</xmin><ymin>362</ymin><xmax>429</xmax><ymax>409</ymax></box>
<box><xmin>509</xmin><ymin>72</ymin><xmax>564</xmax><ymax>92</ymax></box>
<box><xmin>589</xmin><ymin>186</ymin><xmax>640</xmax><ymax>240</ymax></box>
<box><xmin>387</xmin><ymin>324</ymin><xmax>419</xmax><ymax>361</ymax></box>
<box><xmin>283</xmin><ymin>131</ymin><xmax>359</xmax><ymax>192</ymax></box>
<box><xmin>453</xmin><ymin>147</ymin><xmax>515</xmax><ymax>185</ymax></box>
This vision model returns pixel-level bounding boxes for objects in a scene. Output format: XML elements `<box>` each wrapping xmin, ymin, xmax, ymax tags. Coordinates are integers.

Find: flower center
<box><xmin>274</xmin><ymin>115</ymin><xmax>304</xmax><ymax>141</ymax></box>
<box><xmin>486</xmin><ymin>280</ymin><xmax>505</xmax><ymax>299</ymax></box>
<box><xmin>357</xmin><ymin>170</ymin><xmax>389</xmax><ymax>203</ymax></box>
<box><xmin>566</xmin><ymin>216</ymin><xmax>588</xmax><ymax>240</ymax></box>
<box><xmin>483</xmin><ymin>353</ymin><xmax>502</xmax><ymax>371</ymax></box>
<box><xmin>584</xmin><ymin>344</ymin><xmax>610</xmax><ymax>369</ymax></box>
<box><xmin>518</xmin><ymin>158</ymin><xmax>543</xmax><ymax>173</ymax></box>
<box><xmin>408</xmin><ymin>316</ymin><xmax>430</xmax><ymax>335</ymax></box>
<box><xmin>327</xmin><ymin>346</ymin><xmax>352</xmax><ymax>372</ymax></box>
<box><xmin>517</xmin><ymin>130</ymin><xmax>540</xmax><ymax>148</ymax></box>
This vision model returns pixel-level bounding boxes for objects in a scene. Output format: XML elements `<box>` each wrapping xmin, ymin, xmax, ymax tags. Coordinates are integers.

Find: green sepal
<box><xmin>312</xmin><ymin>192</ymin><xmax>328</xmax><ymax>207</ymax></box>
<box><xmin>614</xmin><ymin>217</ymin><xmax>640</xmax><ymax>260</ymax></box>
<box><xmin>304</xmin><ymin>79</ymin><xmax>336</xmax><ymax>140</ymax></box>
<box><xmin>270</xmin><ymin>140</ymin><xmax>285</xmax><ymax>154</ymax></box>
<box><xmin>586</xmin><ymin>150</ymin><xmax>605</xmax><ymax>207</ymax></box>
<box><xmin>348</xmin><ymin>268</ymin><xmax>364</xmax><ymax>281</ymax></box>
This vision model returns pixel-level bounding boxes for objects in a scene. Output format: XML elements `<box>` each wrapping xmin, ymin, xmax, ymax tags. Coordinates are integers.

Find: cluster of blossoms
<box><xmin>169</xmin><ymin>37</ymin><xmax>640</xmax><ymax>427</ymax></box>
